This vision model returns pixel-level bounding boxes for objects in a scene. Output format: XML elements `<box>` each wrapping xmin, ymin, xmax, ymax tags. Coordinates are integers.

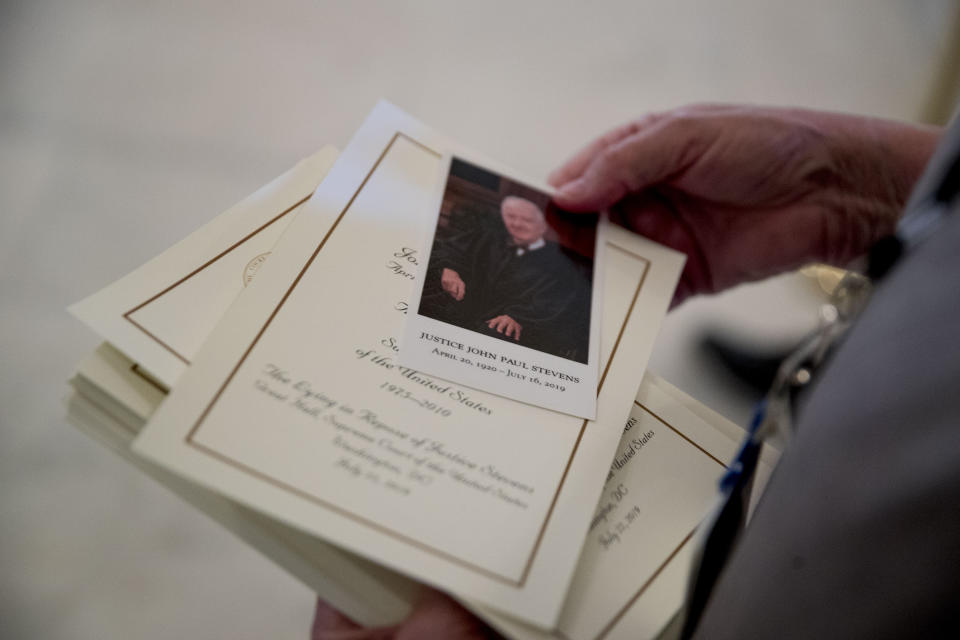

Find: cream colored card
<box><xmin>71</xmin><ymin>339</ymin><xmax>776</xmax><ymax>637</ymax></box>
<box><xmin>471</xmin><ymin>375</ymin><xmax>779</xmax><ymax>640</ymax></box>
<box><xmin>401</xmin><ymin>153</ymin><xmax>603</xmax><ymax>419</ymax></box>
<box><xmin>66</xmin><ymin>346</ymin><xmax>423</xmax><ymax>627</ymax></box>
<box><xmin>69</xmin><ymin>340</ymin><xmax>773</xmax><ymax>637</ymax></box>
<box><xmin>68</xmin><ymin>147</ymin><xmax>339</xmax><ymax>388</ymax></box>
<box><xmin>132</xmin><ymin>101</ymin><xmax>684</xmax><ymax>627</ymax></box>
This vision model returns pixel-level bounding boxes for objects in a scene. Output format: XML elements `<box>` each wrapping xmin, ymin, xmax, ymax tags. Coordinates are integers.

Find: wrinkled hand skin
<box><xmin>441</xmin><ymin>267</ymin><xmax>466</xmax><ymax>301</ymax></box>
<box><xmin>548</xmin><ymin>104</ymin><xmax>941</xmax><ymax>305</ymax></box>
<box><xmin>311</xmin><ymin>590</ymin><xmax>502</xmax><ymax>640</ymax></box>
<box><xmin>486</xmin><ymin>314</ymin><xmax>522</xmax><ymax>341</ymax></box>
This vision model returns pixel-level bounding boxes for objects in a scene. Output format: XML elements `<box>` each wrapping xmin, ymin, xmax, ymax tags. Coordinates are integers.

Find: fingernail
<box><xmin>557</xmin><ymin>179</ymin><xmax>584</xmax><ymax>201</ymax></box>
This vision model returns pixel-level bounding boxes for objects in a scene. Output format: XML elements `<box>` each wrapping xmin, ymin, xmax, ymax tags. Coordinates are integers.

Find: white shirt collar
<box><xmin>516</xmin><ymin>237</ymin><xmax>546</xmax><ymax>255</ymax></box>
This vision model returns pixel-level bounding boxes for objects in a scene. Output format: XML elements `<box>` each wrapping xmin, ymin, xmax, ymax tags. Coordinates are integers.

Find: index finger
<box><xmin>551</xmin><ymin>114</ymin><xmax>712</xmax><ymax>212</ymax></box>
<box><xmin>548</xmin><ymin>113</ymin><xmax>673</xmax><ymax>189</ymax></box>
<box><xmin>311</xmin><ymin>598</ymin><xmax>366</xmax><ymax>639</ymax></box>
<box><xmin>547</xmin><ymin>121</ymin><xmax>643</xmax><ymax>189</ymax></box>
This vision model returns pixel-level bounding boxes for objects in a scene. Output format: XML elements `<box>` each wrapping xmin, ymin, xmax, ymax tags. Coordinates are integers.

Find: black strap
<box><xmin>869</xmin><ymin>149</ymin><xmax>960</xmax><ymax>281</ymax></box>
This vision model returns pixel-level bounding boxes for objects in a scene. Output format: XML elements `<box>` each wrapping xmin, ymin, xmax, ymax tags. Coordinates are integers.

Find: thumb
<box><xmin>553</xmin><ymin>118</ymin><xmax>704</xmax><ymax>212</ymax></box>
<box><xmin>398</xmin><ymin>589</ymin><xmax>495</xmax><ymax>640</ymax></box>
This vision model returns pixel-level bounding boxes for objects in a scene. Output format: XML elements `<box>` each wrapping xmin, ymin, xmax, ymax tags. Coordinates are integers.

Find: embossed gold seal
<box><xmin>242</xmin><ymin>252</ymin><xmax>271</xmax><ymax>287</ymax></box>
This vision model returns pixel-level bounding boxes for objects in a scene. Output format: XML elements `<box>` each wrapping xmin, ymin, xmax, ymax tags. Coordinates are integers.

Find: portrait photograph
<box><xmin>417</xmin><ymin>157</ymin><xmax>596</xmax><ymax>364</ymax></box>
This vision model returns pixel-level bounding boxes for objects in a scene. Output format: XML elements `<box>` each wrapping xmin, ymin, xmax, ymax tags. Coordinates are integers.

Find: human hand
<box><xmin>441</xmin><ymin>268</ymin><xmax>466</xmax><ymax>301</ymax></box>
<box><xmin>549</xmin><ymin>104</ymin><xmax>941</xmax><ymax>304</ymax></box>
<box><xmin>486</xmin><ymin>315</ymin><xmax>522</xmax><ymax>341</ymax></box>
<box><xmin>310</xmin><ymin>589</ymin><xmax>499</xmax><ymax>640</ymax></box>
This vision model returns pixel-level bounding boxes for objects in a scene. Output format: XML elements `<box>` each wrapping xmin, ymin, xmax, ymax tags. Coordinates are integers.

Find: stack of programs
<box><xmin>67</xmin><ymin>102</ymin><xmax>778</xmax><ymax>639</ymax></box>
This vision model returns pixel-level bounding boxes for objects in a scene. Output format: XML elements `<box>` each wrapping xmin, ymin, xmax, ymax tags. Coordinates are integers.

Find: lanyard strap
<box><xmin>869</xmin><ymin>148</ymin><xmax>960</xmax><ymax>280</ymax></box>
<box><xmin>679</xmin><ymin>282</ymin><xmax>865</xmax><ymax>639</ymax></box>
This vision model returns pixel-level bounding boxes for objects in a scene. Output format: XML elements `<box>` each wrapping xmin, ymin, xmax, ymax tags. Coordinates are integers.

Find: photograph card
<box><xmin>401</xmin><ymin>155</ymin><xmax>601</xmax><ymax>419</ymax></box>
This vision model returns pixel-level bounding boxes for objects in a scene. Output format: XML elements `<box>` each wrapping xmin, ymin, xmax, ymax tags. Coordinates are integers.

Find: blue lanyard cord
<box><xmin>680</xmin><ymin>399</ymin><xmax>766</xmax><ymax>639</ymax></box>
<box><xmin>681</xmin><ymin>288</ymin><xmax>863</xmax><ymax>640</ymax></box>
<box><xmin>719</xmin><ymin>399</ymin><xmax>766</xmax><ymax>493</ymax></box>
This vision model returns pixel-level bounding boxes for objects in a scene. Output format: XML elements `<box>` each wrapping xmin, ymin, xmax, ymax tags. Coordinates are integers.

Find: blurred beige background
<box><xmin>1</xmin><ymin>1</ymin><xmax>957</xmax><ymax>638</ymax></box>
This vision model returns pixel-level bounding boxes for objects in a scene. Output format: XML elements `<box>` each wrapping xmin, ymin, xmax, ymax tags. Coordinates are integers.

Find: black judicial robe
<box><xmin>420</xmin><ymin>226</ymin><xmax>591</xmax><ymax>363</ymax></box>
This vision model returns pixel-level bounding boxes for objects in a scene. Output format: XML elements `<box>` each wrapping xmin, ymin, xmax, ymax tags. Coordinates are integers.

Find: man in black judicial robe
<box><xmin>419</xmin><ymin>196</ymin><xmax>591</xmax><ymax>363</ymax></box>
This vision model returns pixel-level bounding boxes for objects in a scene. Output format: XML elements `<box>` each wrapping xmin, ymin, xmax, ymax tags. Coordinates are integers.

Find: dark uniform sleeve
<box><xmin>692</xmin><ymin>118</ymin><xmax>960</xmax><ymax>640</ymax></box>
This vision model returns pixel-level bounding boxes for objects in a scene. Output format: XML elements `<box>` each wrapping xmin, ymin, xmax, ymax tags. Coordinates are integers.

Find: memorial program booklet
<box><xmin>129</xmin><ymin>102</ymin><xmax>685</xmax><ymax>627</ymax></box>
<box><xmin>68</xmin><ymin>125</ymin><xmax>779</xmax><ymax>637</ymax></box>
<box><xmin>68</xmin><ymin>344</ymin><xmax>776</xmax><ymax>640</ymax></box>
